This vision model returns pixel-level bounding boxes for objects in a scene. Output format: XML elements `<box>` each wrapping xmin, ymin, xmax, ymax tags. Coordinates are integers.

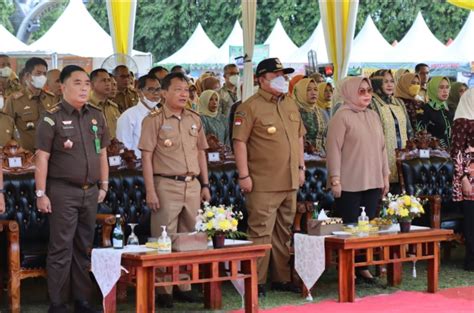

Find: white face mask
<box><xmin>270</xmin><ymin>76</ymin><xmax>289</xmax><ymax>94</ymax></box>
<box><xmin>142</xmin><ymin>95</ymin><xmax>159</xmax><ymax>108</ymax></box>
<box><xmin>31</xmin><ymin>75</ymin><xmax>47</xmax><ymax>89</ymax></box>
<box><xmin>229</xmin><ymin>74</ymin><xmax>239</xmax><ymax>87</ymax></box>
<box><xmin>0</xmin><ymin>95</ymin><xmax>4</xmax><ymax>110</ymax></box>
<box><xmin>0</xmin><ymin>67</ymin><xmax>12</xmax><ymax>78</ymax></box>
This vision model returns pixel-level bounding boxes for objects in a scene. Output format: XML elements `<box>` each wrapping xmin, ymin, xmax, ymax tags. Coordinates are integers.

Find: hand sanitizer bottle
<box><xmin>358</xmin><ymin>206</ymin><xmax>369</xmax><ymax>236</ymax></box>
<box><xmin>158</xmin><ymin>225</ymin><xmax>172</xmax><ymax>254</ymax></box>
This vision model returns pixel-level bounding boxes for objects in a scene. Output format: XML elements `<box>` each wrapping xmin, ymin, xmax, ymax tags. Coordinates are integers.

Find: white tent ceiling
<box><xmin>204</xmin><ymin>20</ymin><xmax>243</xmax><ymax>64</ymax></box>
<box><xmin>443</xmin><ymin>10</ymin><xmax>474</xmax><ymax>63</ymax></box>
<box><xmin>263</xmin><ymin>19</ymin><xmax>298</xmax><ymax>63</ymax></box>
<box><xmin>391</xmin><ymin>12</ymin><xmax>448</xmax><ymax>63</ymax></box>
<box><xmin>0</xmin><ymin>24</ymin><xmax>29</xmax><ymax>53</ymax></box>
<box><xmin>287</xmin><ymin>22</ymin><xmax>328</xmax><ymax>64</ymax></box>
<box><xmin>28</xmin><ymin>0</ymin><xmax>147</xmax><ymax>58</ymax></box>
<box><xmin>159</xmin><ymin>23</ymin><xmax>219</xmax><ymax>64</ymax></box>
<box><xmin>349</xmin><ymin>16</ymin><xmax>396</xmax><ymax>63</ymax></box>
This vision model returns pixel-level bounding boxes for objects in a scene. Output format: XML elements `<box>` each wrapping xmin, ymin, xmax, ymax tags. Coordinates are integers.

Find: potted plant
<box><xmin>195</xmin><ymin>202</ymin><xmax>246</xmax><ymax>248</ymax></box>
<box><xmin>383</xmin><ymin>194</ymin><xmax>425</xmax><ymax>232</ymax></box>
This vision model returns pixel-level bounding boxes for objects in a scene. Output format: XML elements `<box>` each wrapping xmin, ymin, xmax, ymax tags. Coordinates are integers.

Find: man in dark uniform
<box><xmin>4</xmin><ymin>57</ymin><xmax>56</xmax><ymax>152</ymax></box>
<box><xmin>35</xmin><ymin>65</ymin><xmax>110</xmax><ymax>313</ymax></box>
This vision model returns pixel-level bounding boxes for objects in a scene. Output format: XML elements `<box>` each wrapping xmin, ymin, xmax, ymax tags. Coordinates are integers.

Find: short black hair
<box><xmin>171</xmin><ymin>65</ymin><xmax>184</xmax><ymax>73</ymax></box>
<box><xmin>161</xmin><ymin>72</ymin><xmax>188</xmax><ymax>90</ymax></box>
<box><xmin>90</xmin><ymin>68</ymin><xmax>109</xmax><ymax>82</ymax></box>
<box><xmin>137</xmin><ymin>74</ymin><xmax>159</xmax><ymax>90</ymax></box>
<box><xmin>415</xmin><ymin>63</ymin><xmax>429</xmax><ymax>73</ymax></box>
<box><xmin>223</xmin><ymin>63</ymin><xmax>238</xmax><ymax>75</ymax></box>
<box><xmin>0</xmin><ymin>54</ymin><xmax>9</xmax><ymax>59</ymax></box>
<box><xmin>60</xmin><ymin>65</ymin><xmax>87</xmax><ymax>83</ymax></box>
<box><xmin>24</xmin><ymin>57</ymin><xmax>48</xmax><ymax>74</ymax></box>
<box><xmin>112</xmin><ymin>65</ymin><xmax>129</xmax><ymax>76</ymax></box>
<box><xmin>148</xmin><ymin>66</ymin><xmax>168</xmax><ymax>77</ymax></box>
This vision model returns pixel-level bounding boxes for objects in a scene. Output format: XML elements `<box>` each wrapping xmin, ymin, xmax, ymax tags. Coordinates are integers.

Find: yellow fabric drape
<box><xmin>106</xmin><ymin>0</ymin><xmax>137</xmax><ymax>55</ymax></box>
<box><xmin>319</xmin><ymin>0</ymin><xmax>359</xmax><ymax>82</ymax></box>
<box><xmin>448</xmin><ymin>0</ymin><xmax>474</xmax><ymax>10</ymax></box>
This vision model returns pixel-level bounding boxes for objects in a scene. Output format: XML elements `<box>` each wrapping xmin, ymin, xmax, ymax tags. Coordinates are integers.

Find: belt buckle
<box><xmin>184</xmin><ymin>176</ymin><xmax>192</xmax><ymax>182</ymax></box>
<box><xmin>81</xmin><ymin>184</ymin><xmax>90</xmax><ymax>190</ymax></box>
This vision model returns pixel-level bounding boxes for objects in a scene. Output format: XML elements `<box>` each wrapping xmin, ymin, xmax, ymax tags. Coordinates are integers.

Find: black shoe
<box><xmin>173</xmin><ymin>290</ymin><xmax>202</xmax><ymax>303</ymax></box>
<box><xmin>258</xmin><ymin>284</ymin><xmax>266</xmax><ymax>297</ymax></box>
<box><xmin>157</xmin><ymin>294</ymin><xmax>174</xmax><ymax>308</ymax></box>
<box><xmin>74</xmin><ymin>300</ymin><xmax>102</xmax><ymax>313</ymax></box>
<box><xmin>48</xmin><ymin>304</ymin><xmax>69</xmax><ymax>313</ymax></box>
<box><xmin>271</xmin><ymin>282</ymin><xmax>301</xmax><ymax>293</ymax></box>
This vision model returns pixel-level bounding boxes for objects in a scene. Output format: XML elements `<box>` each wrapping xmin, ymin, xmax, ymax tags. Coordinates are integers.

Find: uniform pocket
<box><xmin>158</xmin><ymin>129</ymin><xmax>180</xmax><ymax>151</ymax></box>
<box><xmin>260</xmin><ymin>115</ymin><xmax>275</xmax><ymax>126</ymax></box>
<box><xmin>289</xmin><ymin>111</ymin><xmax>300</xmax><ymax>122</ymax></box>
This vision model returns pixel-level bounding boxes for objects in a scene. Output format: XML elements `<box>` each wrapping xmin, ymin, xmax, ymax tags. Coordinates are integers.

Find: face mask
<box><xmin>0</xmin><ymin>67</ymin><xmax>12</xmax><ymax>78</ymax></box>
<box><xmin>142</xmin><ymin>95</ymin><xmax>159</xmax><ymax>108</ymax></box>
<box><xmin>229</xmin><ymin>74</ymin><xmax>239</xmax><ymax>87</ymax></box>
<box><xmin>408</xmin><ymin>84</ymin><xmax>421</xmax><ymax>97</ymax></box>
<box><xmin>31</xmin><ymin>75</ymin><xmax>47</xmax><ymax>89</ymax></box>
<box><xmin>0</xmin><ymin>95</ymin><xmax>4</xmax><ymax>110</ymax></box>
<box><xmin>270</xmin><ymin>76</ymin><xmax>289</xmax><ymax>94</ymax></box>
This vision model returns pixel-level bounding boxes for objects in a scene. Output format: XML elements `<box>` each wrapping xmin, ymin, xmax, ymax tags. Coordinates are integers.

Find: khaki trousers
<box><xmin>245</xmin><ymin>190</ymin><xmax>297</xmax><ymax>284</ymax></box>
<box><xmin>151</xmin><ymin>176</ymin><xmax>200</xmax><ymax>294</ymax></box>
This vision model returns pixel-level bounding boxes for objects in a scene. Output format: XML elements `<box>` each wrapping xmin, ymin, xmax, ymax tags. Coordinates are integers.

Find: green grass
<box><xmin>1</xmin><ymin>246</ymin><xmax>472</xmax><ymax>313</ymax></box>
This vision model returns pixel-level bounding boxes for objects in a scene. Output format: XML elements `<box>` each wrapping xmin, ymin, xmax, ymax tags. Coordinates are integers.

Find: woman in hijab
<box><xmin>186</xmin><ymin>82</ymin><xmax>199</xmax><ymax>111</ymax></box>
<box><xmin>451</xmin><ymin>88</ymin><xmax>474</xmax><ymax>271</ymax></box>
<box><xmin>293</xmin><ymin>78</ymin><xmax>327</xmax><ymax>153</ymax></box>
<box><xmin>199</xmin><ymin>90</ymin><xmax>230</xmax><ymax>146</ymax></box>
<box><xmin>447</xmin><ymin>82</ymin><xmax>468</xmax><ymax>112</ymax></box>
<box><xmin>394</xmin><ymin>73</ymin><xmax>425</xmax><ymax>129</ymax></box>
<box><xmin>317</xmin><ymin>82</ymin><xmax>333</xmax><ymax>123</ymax></box>
<box><xmin>421</xmin><ymin>76</ymin><xmax>453</xmax><ymax>148</ymax></box>
<box><xmin>327</xmin><ymin>76</ymin><xmax>389</xmax><ymax>282</ymax></box>
<box><xmin>370</xmin><ymin>70</ymin><xmax>412</xmax><ymax>187</ymax></box>
<box><xmin>393</xmin><ymin>68</ymin><xmax>409</xmax><ymax>85</ymax></box>
<box><xmin>201</xmin><ymin>76</ymin><xmax>221</xmax><ymax>92</ymax></box>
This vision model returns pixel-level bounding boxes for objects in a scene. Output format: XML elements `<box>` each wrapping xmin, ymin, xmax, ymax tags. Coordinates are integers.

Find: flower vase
<box><xmin>212</xmin><ymin>232</ymin><xmax>226</xmax><ymax>249</ymax></box>
<box><xmin>399</xmin><ymin>220</ymin><xmax>412</xmax><ymax>233</ymax></box>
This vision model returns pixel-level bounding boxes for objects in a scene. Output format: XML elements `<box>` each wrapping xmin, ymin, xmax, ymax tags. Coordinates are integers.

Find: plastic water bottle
<box><xmin>112</xmin><ymin>214</ymin><xmax>124</xmax><ymax>249</ymax></box>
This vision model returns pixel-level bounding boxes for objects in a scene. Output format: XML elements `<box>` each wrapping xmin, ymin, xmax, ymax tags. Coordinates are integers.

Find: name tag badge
<box><xmin>208</xmin><ymin>152</ymin><xmax>220</xmax><ymax>162</ymax></box>
<box><xmin>8</xmin><ymin>157</ymin><xmax>22</xmax><ymax>168</ymax></box>
<box><xmin>419</xmin><ymin>149</ymin><xmax>430</xmax><ymax>159</ymax></box>
<box><xmin>108</xmin><ymin>155</ymin><xmax>122</xmax><ymax>167</ymax></box>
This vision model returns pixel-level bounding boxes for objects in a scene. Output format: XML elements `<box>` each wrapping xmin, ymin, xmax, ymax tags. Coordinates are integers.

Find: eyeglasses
<box><xmin>143</xmin><ymin>87</ymin><xmax>161</xmax><ymax>93</ymax></box>
<box><xmin>358</xmin><ymin>88</ymin><xmax>373</xmax><ymax>96</ymax></box>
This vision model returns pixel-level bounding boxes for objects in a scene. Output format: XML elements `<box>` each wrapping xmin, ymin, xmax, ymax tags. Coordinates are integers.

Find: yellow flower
<box><xmin>387</xmin><ymin>208</ymin><xmax>395</xmax><ymax>215</ymax></box>
<box><xmin>217</xmin><ymin>207</ymin><xmax>226</xmax><ymax>214</ymax></box>
<box><xmin>206</xmin><ymin>221</ymin><xmax>214</xmax><ymax>230</ymax></box>
<box><xmin>231</xmin><ymin>219</ymin><xmax>238</xmax><ymax>226</ymax></box>
<box><xmin>399</xmin><ymin>208</ymin><xmax>409</xmax><ymax>217</ymax></box>
<box><xmin>206</xmin><ymin>211</ymin><xmax>214</xmax><ymax>218</ymax></box>
<box><xmin>402</xmin><ymin>195</ymin><xmax>411</xmax><ymax>206</ymax></box>
<box><xmin>218</xmin><ymin>219</ymin><xmax>231</xmax><ymax>231</ymax></box>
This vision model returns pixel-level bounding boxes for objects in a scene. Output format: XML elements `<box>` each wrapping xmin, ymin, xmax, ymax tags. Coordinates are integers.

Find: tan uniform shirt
<box><xmin>113</xmin><ymin>87</ymin><xmax>138</xmax><ymax>113</ymax></box>
<box><xmin>218</xmin><ymin>84</ymin><xmax>238</xmax><ymax>118</ymax></box>
<box><xmin>232</xmin><ymin>89</ymin><xmax>306</xmax><ymax>192</ymax></box>
<box><xmin>4</xmin><ymin>88</ymin><xmax>57</xmax><ymax>152</ymax></box>
<box><xmin>138</xmin><ymin>105</ymin><xmax>209</xmax><ymax>176</ymax></box>
<box><xmin>89</xmin><ymin>92</ymin><xmax>120</xmax><ymax>139</ymax></box>
<box><xmin>2</xmin><ymin>78</ymin><xmax>21</xmax><ymax>99</ymax></box>
<box><xmin>0</xmin><ymin>112</ymin><xmax>18</xmax><ymax>146</ymax></box>
<box><xmin>35</xmin><ymin>101</ymin><xmax>110</xmax><ymax>186</ymax></box>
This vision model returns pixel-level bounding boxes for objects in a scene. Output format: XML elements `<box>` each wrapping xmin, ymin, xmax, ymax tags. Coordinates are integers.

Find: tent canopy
<box><xmin>0</xmin><ymin>24</ymin><xmax>30</xmax><ymax>53</ymax></box>
<box><xmin>443</xmin><ymin>10</ymin><xmax>474</xmax><ymax>63</ymax></box>
<box><xmin>287</xmin><ymin>22</ymin><xmax>329</xmax><ymax>64</ymax></box>
<box><xmin>29</xmin><ymin>0</ymin><xmax>146</xmax><ymax>58</ymax></box>
<box><xmin>159</xmin><ymin>23</ymin><xmax>219</xmax><ymax>64</ymax></box>
<box><xmin>391</xmin><ymin>12</ymin><xmax>448</xmax><ymax>63</ymax></box>
<box><xmin>263</xmin><ymin>19</ymin><xmax>298</xmax><ymax>63</ymax></box>
<box><xmin>349</xmin><ymin>15</ymin><xmax>395</xmax><ymax>63</ymax></box>
<box><xmin>204</xmin><ymin>20</ymin><xmax>243</xmax><ymax>65</ymax></box>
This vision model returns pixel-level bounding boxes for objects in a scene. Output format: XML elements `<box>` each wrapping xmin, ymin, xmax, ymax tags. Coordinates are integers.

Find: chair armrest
<box><xmin>95</xmin><ymin>214</ymin><xmax>116</xmax><ymax>247</ymax></box>
<box><xmin>0</xmin><ymin>220</ymin><xmax>20</xmax><ymax>274</ymax></box>
<box><xmin>418</xmin><ymin>195</ymin><xmax>441</xmax><ymax>229</ymax></box>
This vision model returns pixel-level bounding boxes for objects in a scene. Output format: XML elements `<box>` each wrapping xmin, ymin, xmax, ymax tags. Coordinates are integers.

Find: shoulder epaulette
<box><xmin>43</xmin><ymin>90</ymin><xmax>55</xmax><ymax>97</ymax></box>
<box><xmin>11</xmin><ymin>91</ymin><xmax>24</xmax><ymax>100</ymax></box>
<box><xmin>148</xmin><ymin>107</ymin><xmax>162</xmax><ymax>117</ymax></box>
<box><xmin>185</xmin><ymin>108</ymin><xmax>200</xmax><ymax>116</ymax></box>
<box><xmin>107</xmin><ymin>99</ymin><xmax>120</xmax><ymax>109</ymax></box>
<box><xmin>47</xmin><ymin>105</ymin><xmax>61</xmax><ymax>114</ymax></box>
<box><xmin>88</xmin><ymin>102</ymin><xmax>103</xmax><ymax>111</ymax></box>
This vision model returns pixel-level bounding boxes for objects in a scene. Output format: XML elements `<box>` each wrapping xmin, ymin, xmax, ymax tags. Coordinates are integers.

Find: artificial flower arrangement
<box><xmin>382</xmin><ymin>193</ymin><xmax>425</xmax><ymax>222</ymax></box>
<box><xmin>195</xmin><ymin>202</ymin><xmax>247</xmax><ymax>239</ymax></box>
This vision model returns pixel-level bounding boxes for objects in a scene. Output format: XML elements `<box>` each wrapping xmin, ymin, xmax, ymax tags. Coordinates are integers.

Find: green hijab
<box><xmin>427</xmin><ymin>76</ymin><xmax>450</xmax><ymax>110</ymax></box>
<box><xmin>447</xmin><ymin>82</ymin><xmax>468</xmax><ymax>112</ymax></box>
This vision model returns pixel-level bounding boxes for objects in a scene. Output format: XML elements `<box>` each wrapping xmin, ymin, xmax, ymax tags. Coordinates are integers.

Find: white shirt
<box><xmin>116</xmin><ymin>100</ymin><xmax>153</xmax><ymax>159</ymax></box>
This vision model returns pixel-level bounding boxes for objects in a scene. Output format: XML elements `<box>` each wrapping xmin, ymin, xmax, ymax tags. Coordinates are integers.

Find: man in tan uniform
<box><xmin>112</xmin><ymin>65</ymin><xmax>138</xmax><ymax>112</ymax></box>
<box><xmin>0</xmin><ymin>111</ymin><xmax>18</xmax><ymax>146</ymax></box>
<box><xmin>4</xmin><ymin>57</ymin><xmax>56</xmax><ymax>152</ymax></box>
<box><xmin>233</xmin><ymin>58</ymin><xmax>306</xmax><ymax>296</ymax></box>
<box><xmin>218</xmin><ymin>63</ymin><xmax>239</xmax><ymax>118</ymax></box>
<box><xmin>139</xmin><ymin>72</ymin><xmax>210</xmax><ymax>308</ymax></box>
<box><xmin>89</xmin><ymin>69</ymin><xmax>121</xmax><ymax>138</ymax></box>
<box><xmin>0</xmin><ymin>54</ymin><xmax>21</xmax><ymax>106</ymax></box>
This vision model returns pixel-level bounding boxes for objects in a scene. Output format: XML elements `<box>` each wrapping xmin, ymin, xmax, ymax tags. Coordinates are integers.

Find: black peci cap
<box><xmin>256</xmin><ymin>58</ymin><xmax>294</xmax><ymax>77</ymax></box>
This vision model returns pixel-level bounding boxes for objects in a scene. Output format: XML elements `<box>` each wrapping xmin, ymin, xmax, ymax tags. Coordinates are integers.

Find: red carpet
<box><xmin>230</xmin><ymin>286</ymin><xmax>474</xmax><ymax>313</ymax></box>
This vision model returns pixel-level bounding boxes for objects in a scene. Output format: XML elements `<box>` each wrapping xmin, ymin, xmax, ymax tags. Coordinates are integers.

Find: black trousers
<box><xmin>335</xmin><ymin>188</ymin><xmax>382</xmax><ymax>272</ymax></box>
<box><xmin>462</xmin><ymin>200</ymin><xmax>474</xmax><ymax>269</ymax></box>
<box><xmin>335</xmin><ymin>188</ymin><xmax>381</xmax><ymax>223</ymax></box>
<box><xmin>47</xmin><ymin>180</ymin><xmax>98</xmax><ymax>305</ymax></box>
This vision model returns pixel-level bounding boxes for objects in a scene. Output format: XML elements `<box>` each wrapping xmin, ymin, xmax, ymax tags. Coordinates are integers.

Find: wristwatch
<box><xmin>35</xmin><ymin>190</ymin><xmax>45</xmax><ymax>198</ymax></box>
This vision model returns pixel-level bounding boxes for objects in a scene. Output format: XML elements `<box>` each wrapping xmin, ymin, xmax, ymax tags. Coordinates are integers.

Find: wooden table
<box><xmin>324</xmin><ymin>229</ymin><xmax>453</xmax><ymax>302</ymax></box>
<box><xmin>104</xmin><ymin>244</ymin><xmax>271</xmax><ymax>313</ymax></box>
